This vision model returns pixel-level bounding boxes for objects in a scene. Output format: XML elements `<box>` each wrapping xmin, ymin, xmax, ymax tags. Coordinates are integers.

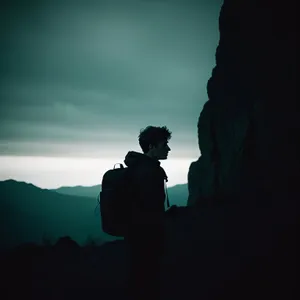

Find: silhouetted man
<box><xmin>124</xmin><ymin>125</ymin><xmax>172</xmax><ymax>300</ymax></box>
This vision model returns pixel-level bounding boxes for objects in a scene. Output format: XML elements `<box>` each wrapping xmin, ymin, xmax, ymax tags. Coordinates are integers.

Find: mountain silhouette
<box><xmin>53</xmin><ymin>183</ymin><xmax>189</xmax><ymax>206</ymax></box>
<box><xmin>51</xmin><ymin>184</ymin><xmax>101</xmax><ymax>199</ymax></box>
<box><xmin>0</xmin><ymin>180</ymin><xmax>188</xmax><ymax>250</ymax></box>
<box><xmin>0</xmin><ymin>180</ymin><xmax>116</xmax><ymax>250</ymax></box>
<box><xmin>166</xmin><ymin>184</ymin><xmax>188</xmax><ymax>206</ymax></box>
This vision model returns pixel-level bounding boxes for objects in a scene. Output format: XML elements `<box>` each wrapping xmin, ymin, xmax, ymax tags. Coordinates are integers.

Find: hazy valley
<box><xmin>0</xmin><ymin>179</ymin><xmax>188</xmax><ymax>250</ymax></box>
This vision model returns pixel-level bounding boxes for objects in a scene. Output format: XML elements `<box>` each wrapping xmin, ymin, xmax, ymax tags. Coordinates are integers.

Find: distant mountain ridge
<box><xmin>0</xmin><ymin>179</ymin><xmax>115</xmax><ymax>250</ymax></box>
<box><xmin>51</xmin><ymin>185</ymin><xmax>101</xmax><ymax>199</ymax></box>
<box><xmin>53</xmin><ymin>183</ymin><xmax>188</xmax><ymax>206</ymax></box>
<box><xmin>0</xmin><ymin>179</ymin><xmax>188</xmax><ymax>250</ymax></box>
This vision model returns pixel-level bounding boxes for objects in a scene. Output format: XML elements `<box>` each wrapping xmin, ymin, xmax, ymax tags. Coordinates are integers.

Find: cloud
<box><xmin>0</xmin><ymin>0</ymin><xmax>222</xmax><ymax>158</ymax></box>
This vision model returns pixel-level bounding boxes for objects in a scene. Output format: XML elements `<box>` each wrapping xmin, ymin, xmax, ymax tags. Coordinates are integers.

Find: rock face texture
<box><xmin>188</xmin><ymin>0</ymin><xmax>299</xmax><ymax>210</ymax></box>
<box><xmin>179</xmin><ymin>0</ymin><xmax>298</xmax><ymax>299</ymax></box>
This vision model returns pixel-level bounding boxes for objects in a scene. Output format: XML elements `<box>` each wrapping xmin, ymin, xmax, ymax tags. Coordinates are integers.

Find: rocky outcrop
<box><xmin>183</xmin><ymin>1</ymin><xmax>298</xmax><ymax>298</ymax></box>
<box><xmin>188</xmin><ymin>0</ymin><xmax>299</xmax><ymax>210</ymax></box>
<box><xmin>187</xmin><ymin>100</ymin><xmax>218</xmax><ymax>206</ymax></box>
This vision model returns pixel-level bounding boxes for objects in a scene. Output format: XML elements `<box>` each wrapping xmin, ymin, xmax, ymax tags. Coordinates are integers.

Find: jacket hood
<box><xmin>124</xmin><ymin>151</ymin><xmax>160</xmax><ymax>167</ymax></box>
<box><xmin>124</xmin><ymin>151</ymin><xmax>168</xmax><ymax>182</ymax></box>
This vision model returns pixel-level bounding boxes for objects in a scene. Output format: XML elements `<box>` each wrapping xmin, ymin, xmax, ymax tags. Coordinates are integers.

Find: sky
<box><xmin>0</xmin><ymin>0</ymin><xmax>223</xmax><ymax>188</ymax></box>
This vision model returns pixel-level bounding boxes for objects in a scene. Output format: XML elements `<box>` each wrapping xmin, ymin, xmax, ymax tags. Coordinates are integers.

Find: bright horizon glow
<box><xmin>0</xmin><ymin>155</ymin><xmax>197</xmax><ymax>189</ymax></box>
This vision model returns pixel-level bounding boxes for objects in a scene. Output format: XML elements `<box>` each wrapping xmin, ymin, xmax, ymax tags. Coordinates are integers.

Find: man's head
<box><xmin>138</xmin><ymin>126</ymin><xmax>172</xmax><ymax>160</ymax></box>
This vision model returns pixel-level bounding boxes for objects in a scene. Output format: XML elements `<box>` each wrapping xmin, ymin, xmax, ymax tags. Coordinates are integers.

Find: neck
<box><xmin>145</xmin><ymin>152</ymin><xmax>159</xmax><ymax>161</ymax></box>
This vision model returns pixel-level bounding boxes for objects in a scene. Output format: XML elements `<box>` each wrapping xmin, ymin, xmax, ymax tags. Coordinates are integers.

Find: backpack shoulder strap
<box><xmin>164</xmin><ymin>178</ymin><xmax>170</xmax><ymax>208</ymax></box>
<box><xmin>161</xmin><ymin>167</ymin><xmax>170</xmax><ymax>208</ymax></box>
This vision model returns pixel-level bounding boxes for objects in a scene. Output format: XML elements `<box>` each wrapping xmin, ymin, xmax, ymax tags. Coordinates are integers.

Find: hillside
<box><xmin>167</xmin><ymin>184</ymin><xmax>188</xmax><ymax>207</ymax></box>
<box><xmin>51</xmin><ymin>185</ymin><xmax>101</xmax><ymax>199</ymax></box>
<box><xmin>0</xmin><ymin>179</ymin><xmax>188</xmax><ymax>250</ymax></box>
<box><xmin>0</xmin><ymin>180</ymin><xmax>116</xmax><ymax>250</ymax></box>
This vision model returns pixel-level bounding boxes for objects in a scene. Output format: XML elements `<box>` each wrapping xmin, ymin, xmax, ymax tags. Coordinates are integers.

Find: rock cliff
<box><xmin>188</xmin><ymin>0</ymin><xmax>299</xmax><ymax>211</ymax></box>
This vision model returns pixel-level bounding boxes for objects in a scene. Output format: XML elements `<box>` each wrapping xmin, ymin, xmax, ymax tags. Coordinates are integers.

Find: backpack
<box><xmin>98</xmin><ymin>163</ymin><xmax>135</xmax><ymax>237</ymax></box>
<box><xmin>96</xmin><ymin>162</ymin><xmax>171</xmax><ymax>237</ymax></box>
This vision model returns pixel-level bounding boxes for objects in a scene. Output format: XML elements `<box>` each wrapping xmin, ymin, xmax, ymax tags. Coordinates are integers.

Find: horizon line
<box><xmin>0</xmin><ymin>178</ymin><xmax>188</xmax><ymax>190</ymax></box>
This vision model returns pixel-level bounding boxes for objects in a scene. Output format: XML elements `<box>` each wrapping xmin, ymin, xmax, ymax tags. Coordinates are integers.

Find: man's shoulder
<box><xmin>129</xmin><ymin>163</ymin><xmax>165</xmax><ymax>180</ymax></box>
<box><xmin>131</xmin><ymin>163</ymin><xmax>157</xmax><ymax>176</ymax></box>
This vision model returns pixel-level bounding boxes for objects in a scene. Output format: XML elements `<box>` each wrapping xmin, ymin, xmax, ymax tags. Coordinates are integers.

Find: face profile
<box><xmin>149</xmin><ymin>140</ymin><xmax>171</xmax><ymax>160</ymax></box>
<box><xmin>138</xmin><ymin>125</ymin><xmax>172</xmax><ymax>161</ymax></box>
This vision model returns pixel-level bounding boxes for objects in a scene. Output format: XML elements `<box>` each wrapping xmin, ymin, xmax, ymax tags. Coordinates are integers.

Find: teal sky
<box><xmin>0</xmin><ymin>0</ymin><xmax>222</xmax><ymax>160</ymax></box>
<box><xmin>0</xmin><ymin>0</ymin><xmax>223</xmax><ymax>188</ymax></box>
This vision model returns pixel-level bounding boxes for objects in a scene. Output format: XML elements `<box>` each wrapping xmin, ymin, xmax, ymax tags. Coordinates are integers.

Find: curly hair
<box><xmin>138</xmin><ymin>125</ymin><xmax>172</xmax><ymax>153</ymax></box>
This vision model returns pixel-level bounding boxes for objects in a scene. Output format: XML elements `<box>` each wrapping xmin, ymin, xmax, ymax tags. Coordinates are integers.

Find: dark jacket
<box><xmin>124</xmin><ymin>151</ymin><xmax>168</xmax><ymax>227</ymax></box>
